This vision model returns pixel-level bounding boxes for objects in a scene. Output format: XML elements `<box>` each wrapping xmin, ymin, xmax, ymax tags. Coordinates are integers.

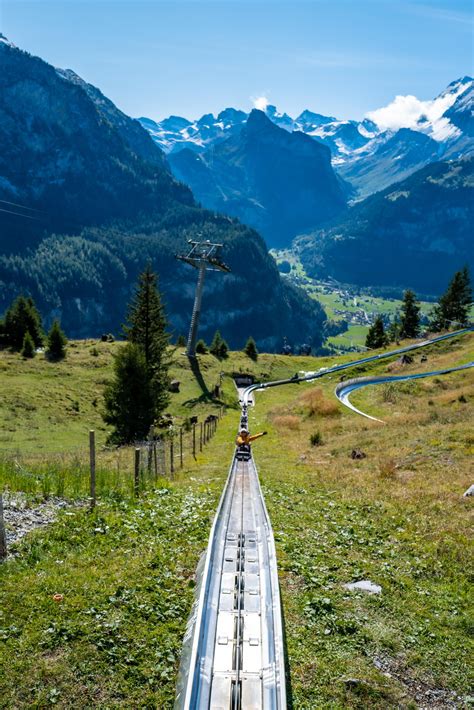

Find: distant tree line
<box><xmin>365</xmin><ymin>267</ymin><xmax>472</xmax><ymax>349</ymax></box>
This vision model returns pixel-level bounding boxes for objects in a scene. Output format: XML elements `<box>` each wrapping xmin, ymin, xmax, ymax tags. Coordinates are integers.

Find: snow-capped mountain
<box><xmin>138</xmin><ymin>104</ymin><xmax>376</xmax><ymax>160</ymax></box>
<box><xmin>169</xmin><ymin>109</ymin><xmax>347</xmax><ymax>248</ymax></box>
<box><xmin>139</xmin><ymin>76</ymin><xmax>473</xmax><ymax>199</ymax></box>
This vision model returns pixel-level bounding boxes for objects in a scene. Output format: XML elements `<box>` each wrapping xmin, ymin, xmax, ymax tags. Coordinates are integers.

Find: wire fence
<box><xmin>0</xmin><ymin>408</ymin><xmax>225</xmax><ymax>504</ymax></box>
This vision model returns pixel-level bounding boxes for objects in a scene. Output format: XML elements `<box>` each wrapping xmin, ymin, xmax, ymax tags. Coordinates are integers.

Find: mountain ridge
<box><xmin>0</xmin><ymin>36</ymin><xmax>326</xmax><ymax>350</ymax></box>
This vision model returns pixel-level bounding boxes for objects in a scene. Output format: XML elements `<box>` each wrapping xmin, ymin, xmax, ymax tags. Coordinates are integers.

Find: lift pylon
<box><xmin>176</xmin><ymin>240</ymin><xmax>230</xmax><ymax>358</ymax></box>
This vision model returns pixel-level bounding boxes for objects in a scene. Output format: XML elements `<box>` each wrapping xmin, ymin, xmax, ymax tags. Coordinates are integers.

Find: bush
<box><xmin>21</xmin><ymin>331</ymin><xmax>36</xmax><ymax>358</ymax></box>
<box><xmin>273</xmin><ymin>415</ymin><xmax>300</xmax><ymax>430</ymax></box>
<box><xmin>310</xmin><ymin>431</ymin><xmax>323</xmax><ymax>446</ymax></box>
<box><xmin>378</xmin><ymin>457</ymin><xmax>397</xmax><ymax>478</ymax></box>
<box><xmin>299</xmin><ymin>388</ymin><xmax>340</xmax><ymax>417</ymax></box>
<box><xmin>176</xmin><ymin>334</ymin><xmax>186</xmax><ymax>347</ymax></box>
<box><xmin>196</xmin><ymin>339</ymin><xmax>207</xmax><ymax>354</ymax></box>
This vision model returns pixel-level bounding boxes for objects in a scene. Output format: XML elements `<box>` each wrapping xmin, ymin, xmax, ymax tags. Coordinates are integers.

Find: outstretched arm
<box><xmin>248</xmin><ymin>431</ymin><xmax>267</xmax><ymax>442</ymax></box>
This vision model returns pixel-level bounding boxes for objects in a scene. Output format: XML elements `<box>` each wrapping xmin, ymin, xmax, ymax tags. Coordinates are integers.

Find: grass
<box><xmin>247</xmin><ymin>332</ymin><xmax>474</xmax><ymax>707</ymax></box>
<box><xmin>0</xmin><ymin>333</ymin><xmax>473</xmax><ymax>707</ymax></box>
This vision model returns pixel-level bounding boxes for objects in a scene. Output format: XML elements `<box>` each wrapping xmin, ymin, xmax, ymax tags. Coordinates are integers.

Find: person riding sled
<box><xmin>236</xmin><ymin>428</ymin><xmax>267</xmax><ymax>447</ymax></box>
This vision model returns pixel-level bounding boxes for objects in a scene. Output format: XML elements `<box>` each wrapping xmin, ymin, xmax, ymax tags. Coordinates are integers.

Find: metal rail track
<box><xmin>334</xmin><ymin>362</ymin><xmax>474</xmax><ymax>422</ymax></box>
<box><xmin>241</xmin><ymin>328</ymin><xmax>474</xmax><ymax>406</ymax></box>
<box><xmin>175</xmin><ymin>448</ymin><xmax>286</xmax><ymax>710</ymax></box>
<box><xmin>176</xmin><ymin>327</ymin><xmax>472</xmax><ymax>709</ymax></box>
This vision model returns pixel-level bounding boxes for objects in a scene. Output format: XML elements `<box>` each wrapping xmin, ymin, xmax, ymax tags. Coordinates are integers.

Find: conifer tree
<box><xmin>365</xmin><ymin>315</ymin><xmax>388</xmax><ymax>349</ymax></box>
<box><xmin>387</xmin><ymin>317</ymin><xmax>401</xmax><ymax>343</ymax></box>
<box><xmin>210</xmin><ymin>330</ymin><xmax>229</xmax><ymax>359</ymax></box>
<box><xmin>47</xmin><ymin>320</ymin><xmax>67</xmax><ymax>360</ymax></box>
<box><xmin>219</xmin><ymin>337</ymin><xmax>229</xmax><ymax>359</ymax></box>
<box><xmin>21</xmin><ymin>331</ymin><xmax>35</xmax><ymax>358</ymax></box>
<box><xmin>103</xmin><ymin>343</ymin><xmax>155</xmax><ymax>444</ymax></box>
<box><xmin>196</xmin><ymin>339</ymin><xmax>207</xmax><ymax>354</ymax></box>
<box><xmin>124</xmin><ymin>264</ymin><xmax>169</xmax><ymax>371</ymax></box>
<box><xmin>244</xmin><ymin>336</ymin><xmax>258</xmax><ymax>361</ymax></box>
<box><xmin>176</xmin><ymin>334</ymin><xmax>186</xmax><ymax>347</ymax></box>
<box><xmin>400</xmin><ymin>290</ymin><xmax>420</xmax><ymax>339</ymax></box>
<box><xmin>123</xmin><ymin>264</ymin><xmax>170</xmax><ymax>411</ymax></box>
<box><xmin>4</xmin><ymin>295</ymin><xmax>44</xmax><ymax>350</ymax></box>
<box><xmin>210</xmin><ymin>330</ymin><xmax>223</xmax><ymax>357</ymax></box>
<box><xmin>431</xmin><ymin>266</ymin><xmax>472</xmax><ymax>331</ymax></box>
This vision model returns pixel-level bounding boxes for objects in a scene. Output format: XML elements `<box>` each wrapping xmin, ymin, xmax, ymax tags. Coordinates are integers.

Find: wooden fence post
<box><xmin>134</xmin><ymin>448</ymin><xmax>140</xmax><ymax>497</ymax></box>
<box><xmin>180</xmin><ymin>428</ymin><xmax>183</xmax><ymax>468</ymax></box>
<box><xmin>193</xmin><ymin>424</ymin><xmax>196</xmax><ymax>459</ymax></box>
<box><xmin>153</xmin><ymin>442</ymin><xmax>158</xmax><ymax>480</ymax></box>
<box><xmin>170</xmin><ymin>437</ymin><xmax>174</xmax><ymax>476</ymax></box>
<box><xmin>89</xmin><ymin>430</ymin><xmax>96</xmax><ymax>510</ymax></box>
<box><xmin>0</xmin><ymin>494</ymin><xmax>7</xmax><ymax>561</ymax></box>
<box><xmin>200</xmin><ymin>422</ymin><xmax>203</xmax><ymax>452</ymax></box>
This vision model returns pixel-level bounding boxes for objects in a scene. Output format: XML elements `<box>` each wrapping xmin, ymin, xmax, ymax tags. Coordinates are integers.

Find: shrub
<box><xmin>196</xmin><ymin>339</ymin><xmax>207</xmax><ymax>354</ymax></box>
<box><xmin>378</xmin><ymin>457</ymin><xmax>397</xmax><ymax>478</ymax></box>
<box><xmin>381</xmin><ymin>383</ymin><xmax>398</xmax><ymax>403</ymax></box>
<box><xmin>310</xmin><ymin>431</ymin><xmax>323</xmax><ymax>446</ymax></box>
<box><xmin>176</xmin><ymin>334</ymin><xmax>186</xmax><ymax>347</ymax></box>
<box><xmin>273</xmin><ymin>415</ymin><xmax>300</xmax><ymax>430</ymax></box>
<box><xmin>21</xmin><ymin>331</ymin><xmax>36</xmax><ymax>358</ymax></box>
<box><xmin>299</xmin><ymin>388</ymin><xmax>340</xmax><ymax>417</ymax></box>
<box><xmin>91</xmin><ymin>347</ymin><xmax>99</xmax><ymax>357</ymax></box>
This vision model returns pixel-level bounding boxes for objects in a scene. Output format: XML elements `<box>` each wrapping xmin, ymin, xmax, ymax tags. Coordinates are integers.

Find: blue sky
<box><xmin>1</xmin><ymin>0</ymin><xmax>472</xmax><ymax>121</ymax></box>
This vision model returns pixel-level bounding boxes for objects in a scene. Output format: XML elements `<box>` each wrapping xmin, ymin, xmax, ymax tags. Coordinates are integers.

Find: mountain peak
<box><xmin>0</xmin><ymin>34</ymin><xmax>16</xmax><ymax>48</ymax></box>
<box><xmin>246</xmin><ymin>108</ymin><xmax>276</xmax><ymax>132</ymax></box>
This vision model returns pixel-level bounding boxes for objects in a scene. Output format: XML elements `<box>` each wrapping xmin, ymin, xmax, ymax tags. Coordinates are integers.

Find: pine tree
<box><xmin>21</xmin><ymin>331</ymin><xmax>35</xmax><ymax>358</ymax></box>
<box><xmin>103</xmin><ymin>343</ymin><xmax>156</xmax><ymax>444</ymax></box>
<box><xmin>124</xmin><ymin>264</ymin><xmax>169</xmax><ymax>372</ymax></box>
<box><xmin>176</xmin><ymin>334</ymin><xmax>186</xmax><ymax>347</ymax></box>
<box><xmin>400</xmin><ymin>290</ymin><xmax>420</xmax><ymax>339</ymax></box>
<box><xmin>210</xmin><ymin>330</ymin><xmax>229</xmax><ymax>359</ymax></box>
<box><xmin>4</xmin><ymin>295</ymin><xmax>44</xmax><ymax>350</ymax></box>
<box><xmin>47</xmin><ymin>320</ymin><xmax>67</xmax><ymax>360</ymax></box>
<box><xmin>387</xmin><ymin>317</ymin><xmax>401</xmax><ymax>343</ymax></box>
<box><xmin>196</xmin><ymin>339</ymin><xmax>207</xmax><ymax>354</ymax></box>
<box><xmin>218</xmin><ymin>337</ymin><xmax>229</xmax><ymax>359</ymax></box>
<box><xmin>431</xmin><ymin>266</ymin><xmax>472</xmax><ymax>331</ymax></box>
<box><xmin>366</xmin><ymin>315</ymin><xmax>388</xmax><ymax>349</ymax></box>
<box><xmin>244</xmin><ymin>336</ymin><xmax>258</xmax><ymax>361</ymax></box>
<box><xmin>123</xmin><ymin>264</ymin><xmax>170</xmax><ymax>411</ymax></box>
<box><xmin>210</xmin><ymin>330</ymin><xmax>223</xmax><ymax>357</ymax></box>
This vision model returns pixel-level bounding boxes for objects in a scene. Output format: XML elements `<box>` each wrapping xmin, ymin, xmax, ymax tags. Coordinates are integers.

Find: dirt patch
<box><xmin>2</xmin><ymin>492</ymin><xmax>80</xmax><ymax>550</ymax></box>
<box><xmin>373</xmin><ymin>654</ymin><xmax>467</xmax><ymax>708</ymax></box>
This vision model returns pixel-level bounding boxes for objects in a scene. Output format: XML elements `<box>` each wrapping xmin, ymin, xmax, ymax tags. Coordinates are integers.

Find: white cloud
<box><xmin>366</xmin><ymin>81</ymin><xmax>469</xmax><ymax>140</ymax></box>
<box><xmin>252</xmin><ymin>95</ymin><xmax>269</xmax><ymax>111</ymax></box>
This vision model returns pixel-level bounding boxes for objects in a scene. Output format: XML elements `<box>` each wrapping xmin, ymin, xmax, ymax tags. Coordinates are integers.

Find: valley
<box><xmin>271</xmin><ymin>249</ymin><xmax>435</xmax><ymax>350</ymax></box>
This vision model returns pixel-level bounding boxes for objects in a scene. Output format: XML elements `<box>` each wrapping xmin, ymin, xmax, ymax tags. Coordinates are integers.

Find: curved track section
<box><xmin>242</xmin><ymin>328</ymin><xmax>473</xmax><ymax>407</ymax></box>
<box><xmin>334</xmin><ymin>362</ymin><xmax>474</xmax><ymax>422</ymax></box>
<box><xmin>175</xmin><ymin>450</ymin><xmax>286</xmax><ymax>710</ymax></box>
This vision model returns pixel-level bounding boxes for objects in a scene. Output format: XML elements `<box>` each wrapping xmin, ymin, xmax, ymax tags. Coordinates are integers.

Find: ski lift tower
<box><xmin>176</xmin><ymin>240</ymin><xmax>231</xmax><ymax>358</ymax></box>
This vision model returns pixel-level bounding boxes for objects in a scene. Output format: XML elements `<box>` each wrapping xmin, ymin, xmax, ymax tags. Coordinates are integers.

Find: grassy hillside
<box><xmin>0</xmin><ymin>333</ymin><xmax>473</xmax><ymax>708</ymax></box>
